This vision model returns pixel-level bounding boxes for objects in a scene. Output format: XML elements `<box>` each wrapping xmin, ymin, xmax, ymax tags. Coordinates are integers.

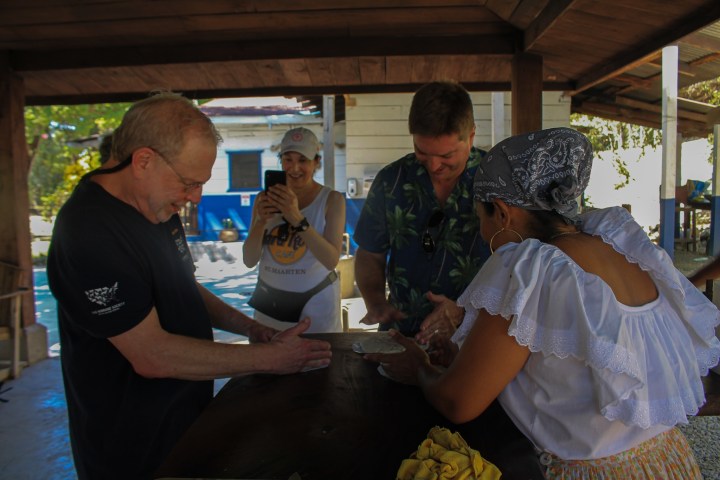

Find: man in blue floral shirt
<box><xmin>354</xmin><ymin>81</ymin><xmax>491</xmax><ymax>341</ymax></box>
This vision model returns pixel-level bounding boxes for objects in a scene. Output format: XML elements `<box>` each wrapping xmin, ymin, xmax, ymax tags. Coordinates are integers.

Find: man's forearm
<box><xmin>197</xmin><ymin>282</ymin><xmax>255</xmax><ymax>335</ymax></box>
<box><xmin>136</xmin><ymin>333</ymin><xmax>279</xmax><ymax>380</ymax></box>
<box><xmin>355</xmin><ymin>248</ymin><xmax>389</xmax><ymax>307</ymax></box>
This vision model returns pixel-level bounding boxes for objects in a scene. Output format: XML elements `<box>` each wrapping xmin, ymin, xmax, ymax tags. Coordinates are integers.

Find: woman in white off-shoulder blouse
<box><xmin>364</xmin><ymin>127</ymin><xmax>720</xmax><ymax>479</ymax></box>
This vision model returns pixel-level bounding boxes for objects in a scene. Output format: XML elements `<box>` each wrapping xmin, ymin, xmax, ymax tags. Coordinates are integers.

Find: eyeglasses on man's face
<box><xmin>421</xmin><ymin>210</ymin><xmax>445</xmax><ymax>254</ymax></box>
<box><xmin>148</xmin><ymin>147</ymin><xmax>205</xmax><ymax>193</ymax></box>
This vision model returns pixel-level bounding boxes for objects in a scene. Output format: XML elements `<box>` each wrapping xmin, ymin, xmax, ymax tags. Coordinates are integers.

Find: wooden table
<box><xmin>155</xmin><ymin>332</ymin><xmax>543</xmax><ymax>480</ymax></box>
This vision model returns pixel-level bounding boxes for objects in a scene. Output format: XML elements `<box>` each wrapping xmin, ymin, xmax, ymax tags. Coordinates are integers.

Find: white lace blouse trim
<box><xmin>454</xmin><ymin>207</ymin><xmax>720</xmax><ymax>428</ymax></box>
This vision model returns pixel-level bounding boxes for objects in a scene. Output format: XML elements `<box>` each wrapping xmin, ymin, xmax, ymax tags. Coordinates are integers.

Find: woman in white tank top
<box><xmin>243</xmin><ymin>127</ymin><xmax>345</xmax><ymax>333</ymax></box>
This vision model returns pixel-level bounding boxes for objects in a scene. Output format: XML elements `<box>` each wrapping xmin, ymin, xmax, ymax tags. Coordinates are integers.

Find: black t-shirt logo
<box><xmin>84</xmin><ymin>282</ymin><xmax>120</xmax><ymax>307</ymax></box>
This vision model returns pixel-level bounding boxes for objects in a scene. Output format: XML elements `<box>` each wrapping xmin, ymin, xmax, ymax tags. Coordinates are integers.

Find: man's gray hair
<box><xmin>112</xmin><ymin>92</ymin><xmax>222</xmax><ymax>162</ymax></box>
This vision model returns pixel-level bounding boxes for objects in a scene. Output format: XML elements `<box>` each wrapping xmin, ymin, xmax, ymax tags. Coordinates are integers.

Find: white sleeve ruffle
<box><xmin>454</xmin><ymin>209</ymin><xmax>720</xmax><ymax>428</ymax></box>
<box><xmin>583</xmin><ymin>207</ymin><xmax>720</xmax><ymax>374</ymax></box>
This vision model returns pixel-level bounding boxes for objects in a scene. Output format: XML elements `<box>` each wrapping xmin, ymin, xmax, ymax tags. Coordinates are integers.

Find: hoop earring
<box><xmin>489</xmin><ymin>228</ymin><xmax>524</xmax><ymax>254</ymax></box>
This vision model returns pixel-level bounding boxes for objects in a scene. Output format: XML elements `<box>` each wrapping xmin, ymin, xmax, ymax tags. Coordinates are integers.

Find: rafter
<box><xmin>689</xmin><ymin>52</ymin><xmax>720</xmax><ymax>67</ymax></box>
<box><xmin>573</xmin><ymin>100</ymin><xmax>709</xmax><ymax>136</ymax></box>
<box><xmin>646</xmin><ymin>60</ymin><xmax>695</xmax><ymax>77</ymax></box>
<box><xmin>614</xmin><ymin>96</ymin><xmax>708</xmax><ymax>123</ymax></box>
<box><xmin>523</xmin><ymin>0</ymin><xmax>576</xmax><ymax>51</ymax></box>
<box><xmin>566</xmin><ymin>52</ymin><xmax>661</xmax><ymax>96</ymax></box>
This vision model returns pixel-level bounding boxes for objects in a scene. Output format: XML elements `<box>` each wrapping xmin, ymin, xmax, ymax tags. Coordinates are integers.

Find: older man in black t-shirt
<box><xmin>48</xmin><ymin>93</ymin><xmax>332</xmax><ymax>480</ymax></box>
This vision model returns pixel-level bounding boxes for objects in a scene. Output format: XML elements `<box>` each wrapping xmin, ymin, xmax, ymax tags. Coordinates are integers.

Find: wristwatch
<box><xmin>291</xmin><ymin>217</ymin><xmax>310</xmax><ymax>233</ymax></box>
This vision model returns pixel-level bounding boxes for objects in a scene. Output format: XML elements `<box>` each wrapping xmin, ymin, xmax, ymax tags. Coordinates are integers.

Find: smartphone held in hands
<box><xmin>265</xmin><ymin>170</ymin><xmax>286</xmax><ymax>192</ymax></box>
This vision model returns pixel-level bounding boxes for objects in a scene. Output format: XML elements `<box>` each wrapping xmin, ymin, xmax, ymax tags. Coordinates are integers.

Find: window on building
<box><xmin>229</xmin><ymin>150</ymin><xmax>262</xmax><ymax>190</ymax></box>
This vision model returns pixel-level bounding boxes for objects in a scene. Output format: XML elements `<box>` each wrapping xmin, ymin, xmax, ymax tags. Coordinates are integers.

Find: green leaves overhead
<box><xmin>25</xmin><ymin>103</ymin><xmax>130</xmax><ymax>218</ymax></box>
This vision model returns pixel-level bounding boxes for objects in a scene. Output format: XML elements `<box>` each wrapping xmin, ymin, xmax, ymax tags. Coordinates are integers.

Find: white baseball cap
<box><xmin>280</xmin><ymin>127</ymin><xmax>320</xmax><ymax>160</ymax></box>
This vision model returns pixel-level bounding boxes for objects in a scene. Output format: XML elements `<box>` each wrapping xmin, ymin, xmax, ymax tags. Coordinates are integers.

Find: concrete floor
<box><xmin>0</xmin><ymin>354</ymin><xmax>243</xmax><ymax>480</ymax></box>
<box><xmin>0</xmin><ymin>356</ymin><xmax>75</xmax><ymax>480</ymax></box>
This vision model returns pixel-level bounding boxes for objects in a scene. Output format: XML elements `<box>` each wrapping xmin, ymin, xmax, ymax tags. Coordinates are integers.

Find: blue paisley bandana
<box><xmin>473</xmin><ymin>127</ymin><xmax>593</xmax><ymax>225</ymax></box>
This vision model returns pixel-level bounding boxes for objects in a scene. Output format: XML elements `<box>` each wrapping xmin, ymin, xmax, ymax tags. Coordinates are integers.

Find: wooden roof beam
<box><xmin>614</xmin><ymin>73</ymin><xmax>656</xmax><ymax>89</ymax></box>
<box><xmin>10</xmin><ymin>34</ymin><xmax>517</xmax><ymax>72</ymax></box>
<box><xmin>647</xmin><ymin>59</ymin><xmax>696</xmax><ymax>77</ymax></box>
<box><xmin>707</xmin><ymin>106</ymin><xmax>720</xmax><ymax>125</ymax></box>
<box><xmin>612</xmin><ymin>73</ymin><xmax>660</xmax><ymax>96</ymax></box>
<box><xmin>523</xmin><ymin>0</ymin><xmax>577</xmax><ymax>51</ymax></box>
<box><xmin>614</xmin><ymin>96</ymin><xmax>709</xmax><ymax>123</ymax></box>
<box><xmin>689</xmin><ymin>52</ymin><xmax>720</xmax><ymax>67</ymax></box>
<box><xmin>566</xmin><ymin>51</ymin><xmax>661</xmax><ymax>96</ymax></box>
<box><xmin>573</xmin><ymin>100</ymin><xmax>709</xmax><ymax>136</ymax></box>
<box><xmin>612</xmin><ymin>60</ymin><xmax>699</xmax><ymax>96</ymax></box>
<box><xmin>24</xmin><ymin>80</ymin><xmax>574</xmax><ymax>107</ymax></box>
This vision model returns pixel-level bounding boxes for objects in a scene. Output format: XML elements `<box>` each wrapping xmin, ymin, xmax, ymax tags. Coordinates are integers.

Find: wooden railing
<box><xmin>0</xmin><ymin>261</ymin><xmax>30</xmax><ymax>379</ymax></box>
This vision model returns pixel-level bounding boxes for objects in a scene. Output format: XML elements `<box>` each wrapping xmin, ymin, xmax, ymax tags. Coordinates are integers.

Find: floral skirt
<box><xmin>541</xmin><ymin>428</ymin><xmax>702</xmax><ymax>480</ymax></box>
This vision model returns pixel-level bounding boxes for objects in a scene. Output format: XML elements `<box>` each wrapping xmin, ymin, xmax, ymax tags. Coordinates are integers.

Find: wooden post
<box><xmin>511</xmin><ymin>53</ymin><xmax>543</xmax><ymax>135</ymax></box>
<box><xmin>0</xmin><ymin>69</ymin><xmax>36</xmax><ymax>330</ymax></box>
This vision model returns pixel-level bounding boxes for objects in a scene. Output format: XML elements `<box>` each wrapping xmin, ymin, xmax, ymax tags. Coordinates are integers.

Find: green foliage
<box><xmin>681</xmin><ymin>78</ymin><xmax>720</xmax><ymax>106</ymax></box>
<box><xmin>570</xmin><ymin>76</ymin><xmax>720</xmax><ymax>187</ymax></box>
<box><xmin>571</xmin><ymin>114</ymin><xmax>662</xmax><ymax>189</ymax></box>
<box><xmin>25</xmin><ymin>103</ymin><xmax>130</xmax><ymax>218</ymax></box>
<box><xmin>682</xmin><ymin>78</ymin><xmax>720</xmax><ymax>165</ymax></box>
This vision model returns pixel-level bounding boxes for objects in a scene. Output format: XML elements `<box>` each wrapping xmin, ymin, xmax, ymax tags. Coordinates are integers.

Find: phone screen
<box><xmin>264</xmin><ymin>170</ymin><xmax>286</xmax><ymax>192</ymax></box>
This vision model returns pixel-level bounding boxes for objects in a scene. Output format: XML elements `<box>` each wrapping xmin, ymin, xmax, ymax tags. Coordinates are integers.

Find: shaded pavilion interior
<box><xmin>2</xmin><ymin>0</ymin><xmax>720</xmax><ymax>369</ymax></box>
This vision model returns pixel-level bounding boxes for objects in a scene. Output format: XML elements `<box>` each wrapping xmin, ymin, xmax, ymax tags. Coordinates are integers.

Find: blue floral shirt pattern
<box><xmin>354</xmin><ymin>147</ymin><xmax>490</xmax><ymax>335</ymax></box>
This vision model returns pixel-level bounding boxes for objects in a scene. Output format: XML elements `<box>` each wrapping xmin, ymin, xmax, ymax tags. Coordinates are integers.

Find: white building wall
<box><xmin>204</xmin><ymin>118</ymin><xmax>346</xmax><ymax>195</ymax></box>
<box><xmin>201</xmin><ymin>91</ymin><xmax>569</xmax><ymax>197</ymax></box>
<box><xmin>344</xmin><ymin>91</ymin><xmax>571</xmax><ymax>198</ymax></box>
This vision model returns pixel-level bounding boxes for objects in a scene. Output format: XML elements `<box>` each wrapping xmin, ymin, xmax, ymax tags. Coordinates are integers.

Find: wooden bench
<box><xmin>0</xmin><ymin>261</ymin><xmax>30</xmax><ymax>380</ymax></box>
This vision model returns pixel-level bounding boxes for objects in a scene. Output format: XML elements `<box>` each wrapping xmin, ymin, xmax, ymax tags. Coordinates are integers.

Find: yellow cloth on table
<box><xmin>397</xmin><ymin>426</ymin><xmax>502</xmax><ymax>480</ymax></box>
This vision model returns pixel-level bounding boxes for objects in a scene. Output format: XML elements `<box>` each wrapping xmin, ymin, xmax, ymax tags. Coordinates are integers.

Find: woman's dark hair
<box><xmin>480</xmin><ymin>202</ymin><xmax>571</xmax><ymax>242</ymax></box>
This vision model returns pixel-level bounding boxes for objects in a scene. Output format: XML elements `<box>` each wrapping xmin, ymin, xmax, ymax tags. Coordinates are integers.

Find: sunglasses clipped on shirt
<box><xmin>421</xmin><ymin>209</ymin><xmax>445</xmax><ymax>254</ymax></box>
